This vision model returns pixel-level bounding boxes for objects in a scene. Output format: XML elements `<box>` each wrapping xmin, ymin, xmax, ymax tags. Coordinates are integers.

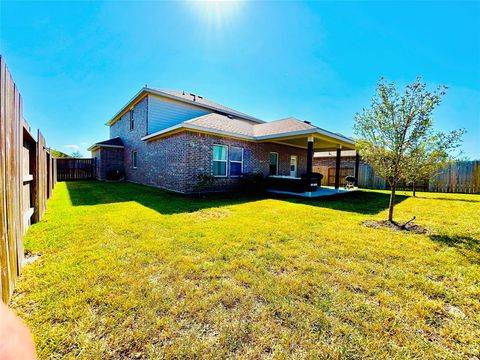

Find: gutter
<box><xmin>87</xmin><ymin>144</ymin><xmax>125</xmax><ymax>151</ymax></box>
<box><xmin>256</xmin><ymin>128</ymin><xmax>355</xmax><ymax>145</ymax></box>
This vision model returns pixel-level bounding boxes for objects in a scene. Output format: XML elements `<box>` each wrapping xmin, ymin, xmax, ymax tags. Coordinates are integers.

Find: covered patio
<box><xmin>259</xmin><ymin>125</ymin><xmax>358</xmax><ymax>194</ymax></box>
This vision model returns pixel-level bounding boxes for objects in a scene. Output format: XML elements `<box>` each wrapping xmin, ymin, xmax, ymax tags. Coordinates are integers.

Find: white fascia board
<box><xmin>256</xmin><ymin>129</ymin><xmax>355</xmax><ymax>145</ymax></box>
<box><xmin>141</xmin><ymin>123</ymin><xmax>186</xmax><ymax>141</ymax></box>
<box><xmin>87</xmin><ymin>144</ymin><xmax>124</xmax><ymax>151</ymax></box>
<box><xmin>314</xmin><ymin>127</ymin><xmax>355</xmax><ymax>145</ymax></box>
<box><xmin>105</xmin><ymin>88</ymin><xmax>147</xmax><ymax>126</ymax></box>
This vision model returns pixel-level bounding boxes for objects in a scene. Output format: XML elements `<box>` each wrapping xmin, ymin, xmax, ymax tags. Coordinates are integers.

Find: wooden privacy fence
<box><xmin>429</xmin><ymin>161</ymin><xmax>480</xmax><ymax>193</ymax></box>
<box><xmin>1</xmin><ymin>56</ymin><xmax>57</xmax><ymax>303</ymax></box>
<box><xmin>56</xmin><ymin>158</ymin><xmax>95</xmax><ymax>181</ymax></box>
<box><xmin>357</xmin><ymin>161</ymin><xmax>480</xmax><ymax>194</ymax></box>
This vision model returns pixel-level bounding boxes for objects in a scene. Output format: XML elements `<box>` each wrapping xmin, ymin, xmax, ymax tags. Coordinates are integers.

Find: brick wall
<box><xmin>106</xmin><ymin>96</ymin><xmax>311</xmax><ymax>193</ymax></box>
<box><xmin>183</xmin><ymin>132</ymin><xmax>308</xmax><ymax>193</ymax></box>
<box><xmin>313</xmin><ymin>156</ymin><xmax>358</xmax><ymax>170</ymax></box>
<box><xmin>313</xmin><ymin>156</ymin><xmax>364</xmax><ymax>186</ymax></box>
<box><xmin>101</xmin><ymin>148</ymin><xmax>124</xmax><ymax>180</ymax></box>
<box><xmin>92</xmin><ymin>149</ymin><xmax>101</xmax><ymax>179</ymax></box>
<box><xmin>92</xmin><ymin>148</ymin><xmax>124</xmax><ymax>180</ymax></box>
<box><xmin>109</xmin><ymin>97</ymin><xmax>189</xmax><ymax>191</ymax></box>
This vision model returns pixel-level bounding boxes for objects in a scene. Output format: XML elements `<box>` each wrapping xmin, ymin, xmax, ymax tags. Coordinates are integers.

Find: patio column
<box><xmin>334</xmin><ymin>145</ymin><xmax>342</xmax><ymax>189</ymax></box>
<box><xmin>354</xmin><ymin>152</ymin><xmax>360</xmax><ymax>187</ymax></box>
<box><xmin>306</xmin><ymin>135</ymin><xmax>314</xmax><ymax>178</ymax></box>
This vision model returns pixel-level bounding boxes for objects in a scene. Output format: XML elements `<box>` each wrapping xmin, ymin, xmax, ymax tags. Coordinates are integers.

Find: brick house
<box><xmin>313</xmin><ymin>150</ymin><xmax>364</xmax><ymax>187</ymax></box>
<box><xmin>89</xmin><ymin>87</ymin><xmax>356</xmax><ymax>193</ymax></box>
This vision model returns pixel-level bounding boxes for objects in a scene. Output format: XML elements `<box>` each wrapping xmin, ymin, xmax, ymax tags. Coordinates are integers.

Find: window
<box><xmin>269</xmin><ymin>152</ymin><xmax>278</xmax><ymax>175</ymax></box>
<box><xmin>229</xmin><ymin>146</ymin><xmax>243</xmax><ymax>177</ymax></box>
<box><xmin>129</xmin><ymin>109</ymin><xmax>134</xmax><ymax>131</ymax></box>
<box><xmin>132</xmin><ymin>151</ymin><xmax>137</xmax><ymax>169</ymax></box>
<box><xmin>212</xmin><ymin>145</ymin><xmax>227</xmax><ymax>176</ymax></box>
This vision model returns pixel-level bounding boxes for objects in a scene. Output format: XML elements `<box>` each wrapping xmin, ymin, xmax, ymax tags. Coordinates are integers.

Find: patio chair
<box><xmin>345</xmin><ymin>176</ymin><xmax>355</xmax><ymax>190</ymax></box>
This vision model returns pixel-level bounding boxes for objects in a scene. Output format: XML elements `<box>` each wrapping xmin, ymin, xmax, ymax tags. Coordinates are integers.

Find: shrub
<box><xmin>193</xmin><ymin>173</ymin><xmax>216</xmax><ymax>194</ymax></box>
<box><xmin>106</xmin><ymin>169</ymin><xmax>125</xmax><ymax>181</ymax></box>
<box><xmin>240</xmin><ymin>172</ymin><xmax>266</xmax><ymax>193</ymax></box>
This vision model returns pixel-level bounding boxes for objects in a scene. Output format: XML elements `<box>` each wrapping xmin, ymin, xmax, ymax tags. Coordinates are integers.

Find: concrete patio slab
<box><xmin>266</xmin><ymin>186</ymin><xmax>357</xmax><ymax>198</ymax></box>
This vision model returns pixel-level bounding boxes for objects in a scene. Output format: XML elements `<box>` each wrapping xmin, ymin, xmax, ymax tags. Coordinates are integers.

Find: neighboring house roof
<box><xmin>106</xmin><ymin>87</ymin><xmax>262</xmax><ymax>126</ymax></box>
<box><xmin>142</xmin><ymin>115</ymin><xmax>355</xmax><ymax>148</ymax></box>
<box><xmin>87</xmin><ymin>137</ymin><xmax>124</xmax><ymax>151</ymax></box>
<box><xmin>314</xmin><ymin>150</ymin><xmax>357</xmax><ymax>158</ymax></box>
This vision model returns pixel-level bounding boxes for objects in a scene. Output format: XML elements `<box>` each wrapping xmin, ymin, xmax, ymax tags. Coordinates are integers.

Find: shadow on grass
<box><xmin>65</xmin><ymin>180</ymin><xmax>406</xmax><ymax>215</ymax></box>
<box><xmin>430</xmin><ymin>234</ymin><xmax>480</xmax><ymax>264</ymax></box>
<box><xmin>276</xmin><ymin>190</ymin><xmax>408</xmax><ymax>215</ymax></box>
<box><xmin>419</xmin><ymin>196</ymin><xmax>480</xmax><ymax>203</ymax></box>
<box><xmin>65</xmin><ymin>180</ymin><xmax>262</xmax><ymax>215</ymax></box>
<box><xmin>430</xmin><ymin>234</ymin><xmax>480</xmax><ymax>253</ymax></box>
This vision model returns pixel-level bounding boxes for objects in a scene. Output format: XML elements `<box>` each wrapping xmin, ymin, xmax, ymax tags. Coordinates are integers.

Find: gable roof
<box><xmin>185</xmin><ymin>113</ymin><xmax>255</xmax><ymax>137</ymax></box>
<box><xmin>154</xmin><ymin>89</ymin><xmax>261</xmax><ymax>123</ymax></box>
<box><xmin>142</xmin><ymin>115</ymin><xmax>355</xmax><ymax>148</ymax></box>
<box><xmin>87</xmin><ymin>137</ymin><xmax>124</xmax><ymax>151</ymax></box>
<box><xmin>253</xmin><ymin>117</ymin><xmax>316</xmax><ymax>137</ymax></box>
<box><xmin>106</xmin><ymin>87</ymin><xmax>262</xmax><ymax>126</ymax></box>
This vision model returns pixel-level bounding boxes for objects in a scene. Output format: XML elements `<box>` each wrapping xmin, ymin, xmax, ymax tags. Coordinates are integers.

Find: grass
<box><xmin>11</xmin><ymin>181</ymin><xmax>480</xmax><ymax>359</ymax></box>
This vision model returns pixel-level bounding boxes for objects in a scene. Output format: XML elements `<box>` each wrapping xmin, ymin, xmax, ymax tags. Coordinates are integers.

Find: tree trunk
<box><xmin>388</xmin><ymin>185</ymin><xmax>396</xmax><ymax>222</ymax></box>
<box><xmin>412</xmin><ymin>181</ymin><xmax>416</xmax><ymax>197</ymax></box>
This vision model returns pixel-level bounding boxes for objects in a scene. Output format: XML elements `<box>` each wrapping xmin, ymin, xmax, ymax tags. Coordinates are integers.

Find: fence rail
<box><xmin>357</xmin><ymin>161</ymin><xmax>480</xmax><ymax>194</ymax></box>
<box><xmin>56</xmin><ymin>158</ymin><xmax>95</xmax><ymax>181</ymax></box>
<box><xmin>1</xmin><ymin>56</ymin><xmax>56</xmax><ymax>303</ymax></box>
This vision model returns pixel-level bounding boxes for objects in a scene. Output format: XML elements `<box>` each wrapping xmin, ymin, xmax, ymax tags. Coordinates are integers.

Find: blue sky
<box><xmin>1</xmin><ymin>1</ymin><xmax>479</xmax><ymax>158</ymax></box>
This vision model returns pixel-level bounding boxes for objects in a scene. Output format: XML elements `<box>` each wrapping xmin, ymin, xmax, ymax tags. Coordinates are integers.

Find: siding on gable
<box><xmin>147</xmin><ymin>94</ymin><xmax>211</xmax><ymax>134</ymax></box>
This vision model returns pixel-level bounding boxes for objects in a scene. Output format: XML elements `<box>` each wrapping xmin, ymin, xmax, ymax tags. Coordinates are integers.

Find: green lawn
<box><xmin>11</xmin><ymin>181</ymin><xmax>480</xmax><ymax>359</ymax></box>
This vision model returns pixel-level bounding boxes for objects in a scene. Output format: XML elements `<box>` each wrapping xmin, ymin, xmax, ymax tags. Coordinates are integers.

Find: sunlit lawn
<box><xmin>11</xmin><ymin>181</ymin><xmax>480</xmax><ymax>359</ymax></box>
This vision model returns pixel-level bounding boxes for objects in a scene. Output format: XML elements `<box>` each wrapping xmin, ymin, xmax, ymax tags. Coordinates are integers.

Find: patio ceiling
<box><xmin>260</xmin><ymin>133</ymin><xmax>356</xmax><ymax>151</ymax></box>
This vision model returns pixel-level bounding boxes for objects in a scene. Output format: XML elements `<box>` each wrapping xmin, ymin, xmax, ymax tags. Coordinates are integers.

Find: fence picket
<box><xmin>0</xmin><ymin>56</ymin><xmax>57</xmax><ymax>303</ymax></box>
<box><xmin>56</xmin><ymin>158</ymin><xmax>95</xmax><ymax>181</ymax></box>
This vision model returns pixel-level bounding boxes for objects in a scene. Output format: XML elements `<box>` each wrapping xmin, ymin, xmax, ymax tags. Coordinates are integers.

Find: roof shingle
<box><xmin>185</xmin><ymin>114</ymin><xmax>255</xmax><ymax>137</ymax></box>
<box><xmin>253</xmin><ymin>117</ymin><xmax>315</xmax><ymax>137</ymax></box>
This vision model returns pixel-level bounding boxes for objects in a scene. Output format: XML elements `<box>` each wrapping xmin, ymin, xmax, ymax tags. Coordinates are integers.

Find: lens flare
<box><xmin>190</xmin><ymin>0</ymin><xmax>243</xmax><ymax>30</ymax></box>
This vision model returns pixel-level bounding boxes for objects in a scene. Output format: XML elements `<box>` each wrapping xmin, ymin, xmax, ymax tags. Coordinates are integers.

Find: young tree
<box><xmin>71</xmin><ymin>151</ymin><xmax>83</xmax><ymax>158</ymax></box>
<box><xmin>354</xmin><ymin>77</ymin><xmax>463</xmax><ymax>222</ymax></box>
<box><xmin>50</xmin><ymin>149</ymin><xmax>71</xmax><ymax>158</ymax></box>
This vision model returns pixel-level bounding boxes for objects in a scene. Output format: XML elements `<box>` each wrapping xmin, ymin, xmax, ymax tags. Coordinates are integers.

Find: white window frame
<box><xmin>132</xmin><ymin>150</ymin><xmax>137</xmax><ymax>169</ymax></box>
<box><xmin>229</xmin><ymin>146</ymin><xmax>244</xmax><ymax>177</ymax></box>
<box><xmin>269</xmin><ymin>152</ymin><xmax>279</xmax><ymax>176</ymax></box>
<box><xmin>212</xmin><ymin>144</ymin><xmax>228</xmax><ymax>177</ymax></box>
<box><xmin>129</xmin><ymin>109</ymin><xmax>134</xmax><ymax>131</ymax></box>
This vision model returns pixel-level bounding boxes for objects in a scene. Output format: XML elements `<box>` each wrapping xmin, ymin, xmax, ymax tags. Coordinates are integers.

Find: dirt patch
<box><xmin>188</xmin><ymin>208</ymin><xmax>231</xmax><ymax>221</ymax></box>
<box><xmin>363</xmin><ymin>220</ymin><xmax>428</xmax><ymax>234</ymax></box>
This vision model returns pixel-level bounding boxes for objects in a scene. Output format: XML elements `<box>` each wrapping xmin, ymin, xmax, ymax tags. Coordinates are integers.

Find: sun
<box><xmin>190</xmin><ymin>0</ymin><xmax>243</xmax><ymax>29</ymax></box>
